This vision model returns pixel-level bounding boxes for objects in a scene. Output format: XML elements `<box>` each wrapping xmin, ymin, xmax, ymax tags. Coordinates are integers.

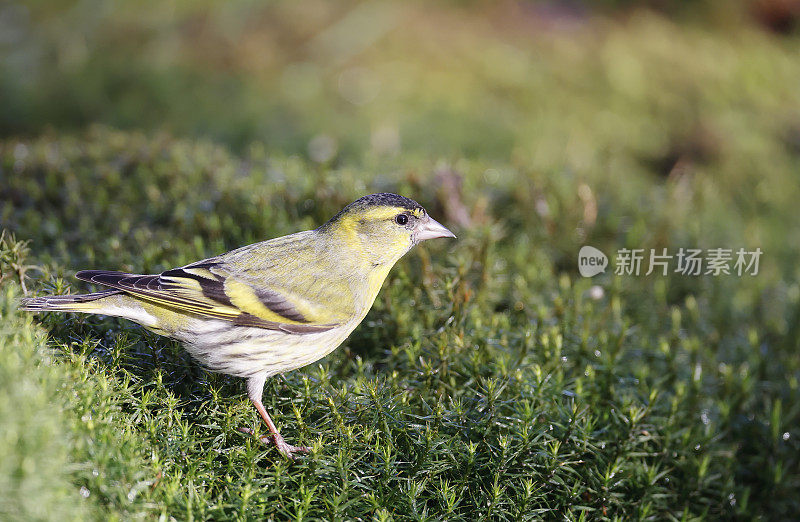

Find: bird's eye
<box><xmin>395</xmin><ymin>214</ymin><xmax>409</xmax><ymax>226</ymax></box>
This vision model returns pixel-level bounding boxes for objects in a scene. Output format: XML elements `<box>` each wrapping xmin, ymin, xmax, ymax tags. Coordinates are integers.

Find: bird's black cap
<box><xmin>349</xmin><ymin>193</ymin><xmax>423</xmax><ymax>212</ymax></box>
<box><xmin>324</xmin><ymin>193</ymin><xmax>424</xmax><ymax>226</ymax></box>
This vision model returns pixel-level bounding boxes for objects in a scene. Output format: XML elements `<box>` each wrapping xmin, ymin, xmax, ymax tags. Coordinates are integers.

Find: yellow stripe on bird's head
<box><xmin>319</xmin><ymin>193</ymin><xmax>456</xmax><ymax>267</ymax></box>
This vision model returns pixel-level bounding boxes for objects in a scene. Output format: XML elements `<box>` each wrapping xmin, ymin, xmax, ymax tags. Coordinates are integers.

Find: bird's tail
<box><xmin>20</xmin><ymin>291</ymin><xmax>122</xmax><ymax>313</ymax></box>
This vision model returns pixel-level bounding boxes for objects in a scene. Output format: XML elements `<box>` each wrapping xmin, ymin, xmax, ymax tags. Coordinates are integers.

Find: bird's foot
<box><xmin>238</xmin><ymin>427</ymin><xmax>311</xmax><ymax>459</ymax></box>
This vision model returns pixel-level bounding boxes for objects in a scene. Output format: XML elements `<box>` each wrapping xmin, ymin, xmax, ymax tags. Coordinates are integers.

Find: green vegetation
<box><xmin>1</xmin><ymin>1</ymin><xmax>799</xmax><ymax>519</ymax></box>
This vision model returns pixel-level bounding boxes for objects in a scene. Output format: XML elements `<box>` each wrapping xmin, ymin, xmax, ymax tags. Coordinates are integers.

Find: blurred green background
<box><xmin>1</xmin><ymin>0</ymin><xmax>799</xmax><ymax>519</ymax></box>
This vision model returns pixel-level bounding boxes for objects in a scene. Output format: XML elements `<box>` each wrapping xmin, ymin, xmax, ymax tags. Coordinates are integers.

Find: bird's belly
<box><xmin>177</xmin><ymin>319</ymin><xmax>356</xmax><ymax>378</ymax></box>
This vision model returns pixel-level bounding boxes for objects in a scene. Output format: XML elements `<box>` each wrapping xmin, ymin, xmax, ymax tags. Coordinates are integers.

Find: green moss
<box><xmin>1</xmin><ymin>124</ymin><xmax>798</xmax><ymax>518</ymax></box>
<box><xmin>0</xmin><ymin>282</ymin><xmax>87</xmax><ymax>520</ymax></box>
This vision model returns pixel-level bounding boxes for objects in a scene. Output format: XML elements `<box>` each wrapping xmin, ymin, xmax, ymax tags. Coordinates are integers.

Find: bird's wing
<box><xmin>76</xmin><ymin>259</ymin><xmax>345</xmax><ymax>334</ymax></box>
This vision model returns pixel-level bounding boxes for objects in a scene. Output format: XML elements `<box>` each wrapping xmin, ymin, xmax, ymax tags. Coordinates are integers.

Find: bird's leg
<box><xmin>239</xmin><ymin>373</ymin><xmax>311</xmax><ymax>459</ymax></box>
<box><xmin>250</xmin><ymin>398</ymin><xmax>311</xmax><ymax>458</ymax></box>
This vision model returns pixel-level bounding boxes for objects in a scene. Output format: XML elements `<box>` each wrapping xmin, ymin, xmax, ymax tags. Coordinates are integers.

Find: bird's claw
<box><xmin>266</xmin><ymin>434</ymin><xmax>311</xmax><ymax>459</ymax></box>
<box><xmin>238</xmin><ymin>427</ymin><xmax>311</xmax><ymax>459</ymax></box>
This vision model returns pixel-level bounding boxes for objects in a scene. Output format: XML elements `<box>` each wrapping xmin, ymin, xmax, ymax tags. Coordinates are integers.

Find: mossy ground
<box><xmin>1</xmin><ymin>2</ymin><xmax>799</xmax><ymax>520</ymax></box>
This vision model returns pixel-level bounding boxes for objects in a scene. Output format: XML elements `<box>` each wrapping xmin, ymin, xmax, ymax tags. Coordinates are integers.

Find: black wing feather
<box><xmin>75</xmin><ymin>269</ymin><xmax>337</xmax><ymax>334</ymax></box>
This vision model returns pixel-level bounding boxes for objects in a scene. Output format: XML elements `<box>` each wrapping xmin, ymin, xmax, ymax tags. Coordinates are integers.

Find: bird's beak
<box><xmin>415</xmin><ymin>216</ymin><xmax>456</xmax><ymax>242</ymax></box>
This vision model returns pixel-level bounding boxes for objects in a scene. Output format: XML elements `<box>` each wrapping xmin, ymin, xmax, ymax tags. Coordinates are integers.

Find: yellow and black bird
<box><xmin>21</xmin><ymin>193</ymin><xmax>455</xmax><ymax>457</ymax></box>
